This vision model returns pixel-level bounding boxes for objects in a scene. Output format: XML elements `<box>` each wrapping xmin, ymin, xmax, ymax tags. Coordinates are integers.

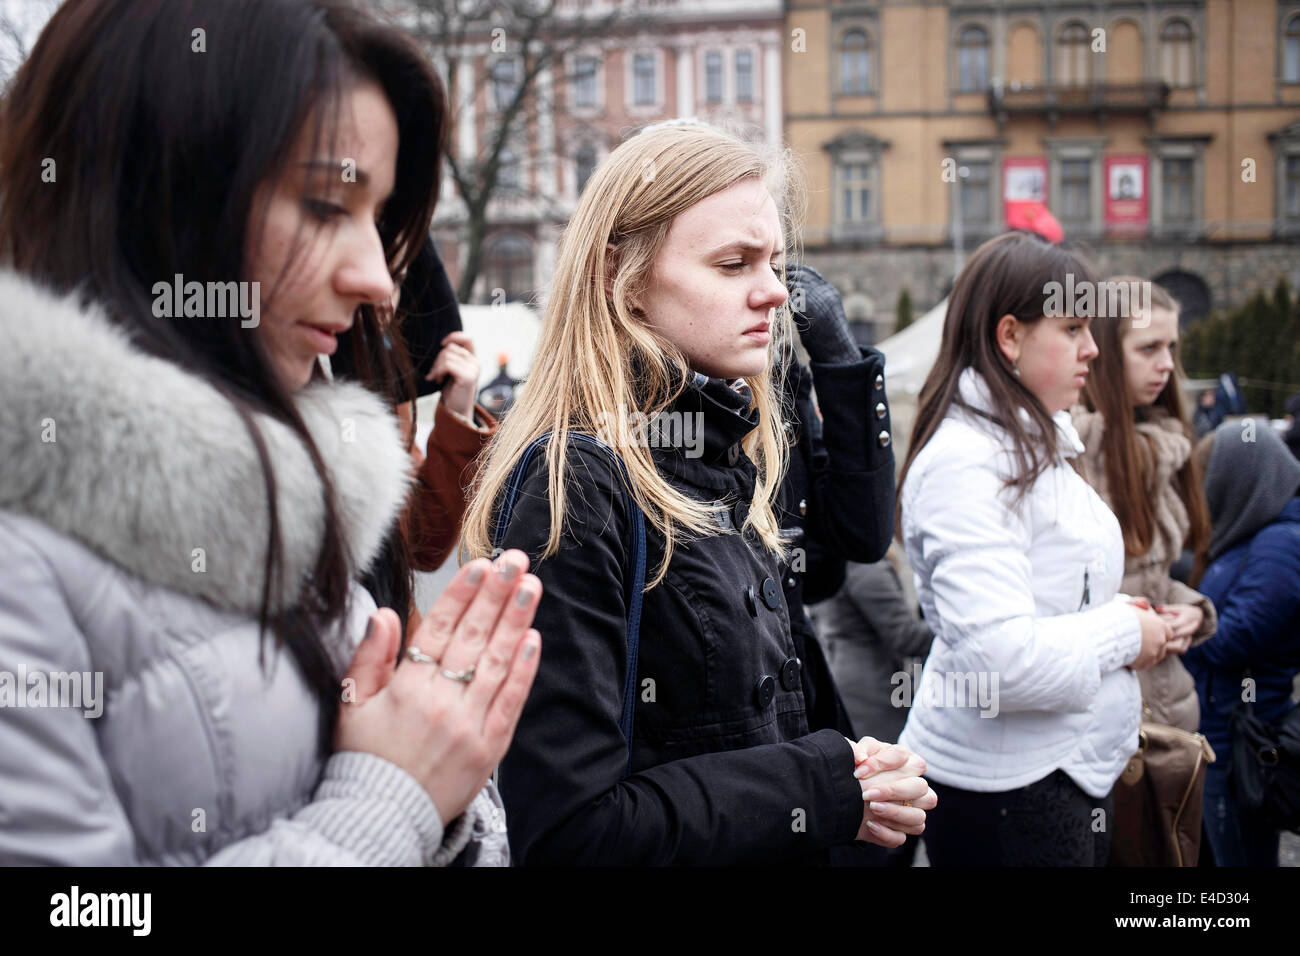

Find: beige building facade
<box><xmin>785</xmin><ymin>0</ymin><xmax>1300</xmax><ymax>343</ymax></box>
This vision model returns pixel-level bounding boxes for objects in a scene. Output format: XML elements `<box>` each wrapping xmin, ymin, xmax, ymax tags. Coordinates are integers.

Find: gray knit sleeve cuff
<box><xmin>312</xmin><ymin>751</ymin><xmax>446</xmax><ymax>866</ymax></box>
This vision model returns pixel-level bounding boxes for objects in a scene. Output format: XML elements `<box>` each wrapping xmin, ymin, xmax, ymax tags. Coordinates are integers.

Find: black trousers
<box><xmin>923</xmin><ymin>770</ymin><xmax>1114</xmax><ymax>867</ymax></box>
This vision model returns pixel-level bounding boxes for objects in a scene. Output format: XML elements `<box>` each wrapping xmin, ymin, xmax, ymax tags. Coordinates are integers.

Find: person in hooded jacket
<box><xmin>1183</xmin><ymin>422</ymin><xmax>1300</xmax><ymax>866</ymax></box>
<box><xmin>0</xmin><ymin>0</ymin><xmax>539</xmax><ymax>866</ymax></box>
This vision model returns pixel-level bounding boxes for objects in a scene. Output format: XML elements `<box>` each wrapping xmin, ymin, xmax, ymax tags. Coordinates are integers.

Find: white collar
<box><xmin>955</xmin><ymin>367</ymin><xmax>1085</xmax><ymax>459</ymax></box>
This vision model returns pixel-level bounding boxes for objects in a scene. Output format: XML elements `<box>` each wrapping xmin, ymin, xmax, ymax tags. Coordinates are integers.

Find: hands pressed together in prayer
<box><xmin>845</xmin><ymin>736</ymin><xmax>937</xmax><ymax>846</ymax></box>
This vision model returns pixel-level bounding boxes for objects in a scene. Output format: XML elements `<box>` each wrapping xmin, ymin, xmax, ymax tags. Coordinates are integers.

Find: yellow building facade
<box><xmin>785</xmin><ymin>0</ymin><xmax>1300</xmax><ymax>342</ymax></box>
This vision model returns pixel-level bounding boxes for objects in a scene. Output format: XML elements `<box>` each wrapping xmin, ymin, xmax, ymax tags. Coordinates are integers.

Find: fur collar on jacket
<box><xmin>1071</xmin><ymin>404</ymin><xmax>1191</xmax><ymax>566</ymax></box>
<box><xmin>0</xmin><ymin>270</ymin><xmax>411</xmax><ymax>615</ymax></box>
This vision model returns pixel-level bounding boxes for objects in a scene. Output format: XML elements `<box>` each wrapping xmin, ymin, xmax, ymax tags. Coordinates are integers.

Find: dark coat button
<box><xmin>877</xmin><ymin>430</ymin><xmax>891</xmax><ymax>448</ymax></box>
<box><xmin>780</xmin><ymin>657</ymin><xmax>802</xmax><ymax>691</ymax></box>
<box><xmin>715</xmin><ymin>501</ymin><xmax>734</xmax><ymax>531</ymax></box>
<box><xmin>726</xmin><ymin>443</ymin><xmax>741</xmax><ymax>466</ymax></box>
<box><xmin>745</xmin><ymin>585</ymin><xmax>758</xmax><ymax>616</ymax></box>
<box><xmin>875</xmin><ymin>402</ymin><xmax>887</xmax><ymax>420</ymax></box>
<box><xmin>755</xmin><ymin>675</ymin><xmax>776</xmax><ymax>708</ymax></box>
<box><xmin>874</xmin><ymin>373</ymin><xmax>884</xmax><ymax>390</ymax></box>
<box><xmin>761</xmin><ymin>577</ymin><xmax>780</xmax><ymax>610</ymax></box>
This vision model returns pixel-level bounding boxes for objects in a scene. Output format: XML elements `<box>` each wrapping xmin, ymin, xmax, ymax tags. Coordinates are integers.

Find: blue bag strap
<box><xmin>491</xmin><ymin>432</ymin><xmax>646</xmax><ymax>779</ymax></box>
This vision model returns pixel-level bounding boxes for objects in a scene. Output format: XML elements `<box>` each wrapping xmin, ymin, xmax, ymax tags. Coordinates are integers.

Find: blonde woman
<box><xmin>462</xmin><ymin>123</ymin><xmax>934</xmax><ymax>865</ymax></box>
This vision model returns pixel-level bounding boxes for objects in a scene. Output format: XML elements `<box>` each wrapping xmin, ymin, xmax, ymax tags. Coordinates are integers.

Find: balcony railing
<box><xmin>989</xmin><ymin>81</ymin><xmax>1170</xmax><ymax>127</ymax></box>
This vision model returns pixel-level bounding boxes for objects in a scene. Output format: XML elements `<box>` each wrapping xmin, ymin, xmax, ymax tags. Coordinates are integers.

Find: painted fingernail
<box><xmin>854</xmin><ymin>767</ymin><xmax>868</xmax><ymax>779</ymax></box>
<box><xmin>869</xmin><ymin>802</ymin><xmax>887</xmax><ymax>814</ymax></box>
<box><xmin>864</xmin><ymin>789</ymin><xmax>883</xmax><ymax>801</ymax></box>
<box><xmin>515</xmin><ymin>586</ymin><xmax>534</xmax><ymax>607</ymax></box>
<box><xmin>522</xmin><ymin>640</ymin><xmax>538</xmax><ymax>660</ymax></box>
<box><xmin>498</xmin><ymin>561</ymin><xmax>519</xmax><ymax>582</ymax></box>
<box><xmin>466</xmin><ymin>564</ymin><xmax>485</xmax><ymax>586</ymax></box>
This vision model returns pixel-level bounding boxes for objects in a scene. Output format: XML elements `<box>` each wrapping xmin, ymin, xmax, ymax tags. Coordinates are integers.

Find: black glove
<box><xmin>785</xmin><ymin>264</ymin><xmax>860</xmax><ymax>365</ymax></box>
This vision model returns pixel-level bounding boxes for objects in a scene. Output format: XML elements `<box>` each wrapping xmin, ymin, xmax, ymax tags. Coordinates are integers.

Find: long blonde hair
<box><xmin>461</xmin><ymin>123</ymin><xmax>803</xmax><ymax>586</ymax></box>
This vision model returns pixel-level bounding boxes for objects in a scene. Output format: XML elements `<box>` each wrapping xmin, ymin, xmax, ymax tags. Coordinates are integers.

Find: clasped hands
<box><xmin>845</xmin><ymin>736</ymin><xmax>937</xmax><ymax>846</ymax></box>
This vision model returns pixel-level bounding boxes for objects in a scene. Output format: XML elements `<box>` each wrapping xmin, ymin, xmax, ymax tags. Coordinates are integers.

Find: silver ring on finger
<box><xmin>406</xmin><ymin>645</ymin><xmax>438</xmax><ymax>665</ymax></box>
<box><xmin>439</xmin><ymin>665</ymin><xmax>476</xmax><ymax>684</ymax></box>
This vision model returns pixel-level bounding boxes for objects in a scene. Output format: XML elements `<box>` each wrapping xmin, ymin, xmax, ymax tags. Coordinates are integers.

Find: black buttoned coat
<box><xmin>776</xmin><ymin>348</ymin><xmax>896</xmax><ymax>738</ymax></box>
<box><xmin>495</xmin><ymin>376</ymin><xmax>865</xmax><ymax>865</ymax></box>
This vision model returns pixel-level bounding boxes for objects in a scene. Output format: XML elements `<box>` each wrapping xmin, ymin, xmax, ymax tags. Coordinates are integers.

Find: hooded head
<box><xmin>1200</xmin><ymin>420</ymin><xmax>1300</xmax><ymax>562</ymax></box>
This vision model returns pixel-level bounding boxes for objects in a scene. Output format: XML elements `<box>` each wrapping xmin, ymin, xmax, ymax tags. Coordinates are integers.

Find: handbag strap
<box><xmin>491</xmin><ymin>432</ymin><xmax>646</xmax><ymax>779</ymax></box>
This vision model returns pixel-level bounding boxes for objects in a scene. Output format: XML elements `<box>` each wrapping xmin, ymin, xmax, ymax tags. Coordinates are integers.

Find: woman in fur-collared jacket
<box><xmin>1071</xmin><ymin>278</ymin><xmax>1216</xmax><ymax>733</ymax></box>
<box><xmin>0</xmin><ymin>0</ymin><xmax>539</xmax><ymax>866</ymax></box>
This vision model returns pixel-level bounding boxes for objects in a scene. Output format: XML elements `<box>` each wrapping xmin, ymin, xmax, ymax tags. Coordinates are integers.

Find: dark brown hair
<box><xmin>1079</xmin><ymin>276</ymin><xmax>1211</xmax><ymax>559</ymax></box>
<box><xmin>0</xmin><ymin>0</ymin><xmax>445</xmax><ymax>753</ymax></box>
<box><xmin>897</xmin><ymin>231</ymin><xmax>1100</xmax><ymax>527</ymax></box>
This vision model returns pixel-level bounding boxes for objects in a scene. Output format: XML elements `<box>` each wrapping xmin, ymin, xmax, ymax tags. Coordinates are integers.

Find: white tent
<box><xmin>873</xmin><ymin>297</ymin><xmax>948</xmax><ymax>397</ymax></box>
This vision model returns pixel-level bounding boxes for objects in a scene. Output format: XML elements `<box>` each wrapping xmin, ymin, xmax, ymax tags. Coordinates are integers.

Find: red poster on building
<box><xmin>1002</xmin><ymin>157</ymin><xmax>1061</xmax><ymax>242</ymax></box>
<box><xmin>1105</xmin><ymin>155</ymin><xmax>1148</xmax><ymax>236</ymax></box>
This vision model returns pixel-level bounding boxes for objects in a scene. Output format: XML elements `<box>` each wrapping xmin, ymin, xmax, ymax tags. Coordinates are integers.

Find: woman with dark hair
<box><xmin>1071</xmin><ymin>278</ymin><xmax>1211</xmax><ymax>733</ymax></box>
<box><xmin>1070</xmin><ymin>278</ymin><xmax>1217</xmax><ymax>865</ymax></box>
<box><xmin>0</xmin><ymin>0</ymin><xmax>538</xmax><ymax>865</ymax></box>
<box><xmin>1183</xmin><ymin>423</ymin><xmax>1300</xmax><ymax>866</ymax></box>
<box><xmin>1071</xmin><ymin>278</ymin><xmax>1215</xmax><ymax>735</ymax></box>
<box><xmin>895</xmin><ymin>232</ymin><xmax>1173</xmax><ymax>866</ymax></box>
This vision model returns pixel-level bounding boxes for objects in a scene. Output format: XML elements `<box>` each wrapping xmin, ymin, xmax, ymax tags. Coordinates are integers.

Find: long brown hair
<box><xmin>1079</xmin><ymin>277</ymin><xmax>1212</xmax><ymax>558</ymax></box>
<box><xmin>897</xmin><ymin>231</ymin><xmax>1099</xmax><ymax>527</ymax></box>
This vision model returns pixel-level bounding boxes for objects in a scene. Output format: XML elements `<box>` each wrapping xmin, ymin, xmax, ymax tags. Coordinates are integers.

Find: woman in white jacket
<box><xmin>0</xmin><ymin>0</ymin><xmax>539</xmax><ymax>865</ymax></box>
<box><xmin>896</xmin><ymin>232</ymin><xmax>1172</xmax><ymax>866</ymax></box>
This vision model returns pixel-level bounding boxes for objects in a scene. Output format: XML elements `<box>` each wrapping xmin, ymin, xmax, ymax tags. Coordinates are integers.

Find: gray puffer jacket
<box><xmin>0</xmin><ymin>271</ymin><xmax>508</xmax><ymax>865</ymax></box>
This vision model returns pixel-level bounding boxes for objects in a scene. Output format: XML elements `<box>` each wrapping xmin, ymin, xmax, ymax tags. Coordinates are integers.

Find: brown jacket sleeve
<box><xmin>401</xmin><ymin>399</ymin><xmax>498</xmax><ymax>573</ymax></box>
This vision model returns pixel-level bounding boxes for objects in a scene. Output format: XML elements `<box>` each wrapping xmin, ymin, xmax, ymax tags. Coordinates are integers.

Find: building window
<box><xmin>484</xmin><ymin>234</ymin><xmax>533</xmax><ymax>303</ymax></box>
<box><xmin>575</xmin><ymin>144</ymin><xmax>597</xmax><ymax>195</ymax></box>
<box><xmin>960</xmin><ymin>161</ymin><xmax>992</xmax><ymax>223</ymax></box>
<box><xmin>1060</xmin><ymin>158</ymin><xmax>1091</xmax><ymax>224</ymax></box>
<box><xmin>1162</xmin><ymin>157</ymin><xmax>1195</xmax><ymax>223</ymax></box>
<box><xmin>957</xmin><ymin>25</ymin><xmax>989</xmax><ymax>92</ymax></box>
<box><xmin>1160</xmin><ymin>19</ymin><xmax>1195</xmax><ymax>88</ymax></box>
<box><xmin>1285</xmin><ymin>15</ymin><xmax>1300</xmax><ymax>83</ymax></box>
<box><xmin>574</xmin><ymin>56</ymin><xmax>598</xmax><ymax>108</ymax></box>
<box><xmin>840</xmin><ymin>162</ymin><xmax>873</xmax><ymax>222</ymax></box>
<box><xmin>705</xmin><ymin>51</ymin><xmax>723</xmax><ymax>103</ymax></box>
<box><xmin>1149</xmin><ymin>138</ymin><xmax>1207</xmax><ymax>237</ymax></box>
<box><xmin>735</xmin><ymin>50</ymin><xmax>754</xmax><ymax>102</ymax></box>
<box><xmin>1056</xmin><ymin>22</ymin><xmax>1090</xmax><ymax>87</ymax></box>
<box><xmin>633</xmin><ymin>52</ymin><xmax>656</xmax><ymax>106</ymax></box>
<box><xmin>839</xmin><ymin>29</ymin><xmax>873</xmax><ymax>95</ymax></box>
<box><xmin>492</xmin><ymin>58</ymin><xmax>519</xmax><ymax>111</ymax></box>
<box><xmin>498</xmin><ymin>148</ymin><xmax>521</xmax><ymax>191</ymax></box>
